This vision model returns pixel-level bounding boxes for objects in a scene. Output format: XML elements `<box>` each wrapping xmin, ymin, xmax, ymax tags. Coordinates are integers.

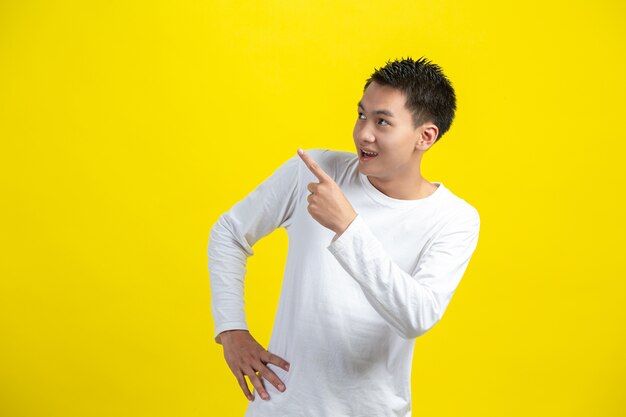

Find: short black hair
<box><xmin>364</xmin><ymin>56</ymin><xmax>456</xmax><ymax>143</ymax></box>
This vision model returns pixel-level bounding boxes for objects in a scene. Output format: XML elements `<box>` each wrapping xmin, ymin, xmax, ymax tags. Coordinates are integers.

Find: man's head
<box><xmin>353</xmin><ymin>57</ymin><xmax>457</xmax><ymax>181</ymax></box>
<box><xmin>364</xmin><ymin>56</ymin><xmax>456</xmax><ymax>143</ymax></box>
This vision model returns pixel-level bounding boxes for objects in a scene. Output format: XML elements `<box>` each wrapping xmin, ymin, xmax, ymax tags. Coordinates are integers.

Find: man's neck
<box><xmin>368</xmin><ymin>174</ymin><xmax>438</xmax><ymax>201</ymax></box>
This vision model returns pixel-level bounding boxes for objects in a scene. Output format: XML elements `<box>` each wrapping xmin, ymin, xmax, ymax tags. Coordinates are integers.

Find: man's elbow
<box><xmin>397</xmin><ymin>298</ymin><xmax>443</xmax><ymax>339</ymax></box>
<box><xmin>398</xmin><ymin>316</ymin><xmax>441</xmax><ymax>339</ymax></box>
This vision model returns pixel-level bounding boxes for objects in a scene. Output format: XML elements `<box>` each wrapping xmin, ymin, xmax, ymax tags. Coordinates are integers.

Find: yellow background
<box><xmin>1</xmin><ymin>0</ymin><xmax>624</xmax><ymax>416</ymax></box>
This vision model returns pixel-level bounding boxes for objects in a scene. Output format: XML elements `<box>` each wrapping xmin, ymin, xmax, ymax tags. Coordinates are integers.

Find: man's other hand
<box><xmin>219</xmin><ymin>330</ymin><xmax>290</xmax><ymax>401</ymax></box>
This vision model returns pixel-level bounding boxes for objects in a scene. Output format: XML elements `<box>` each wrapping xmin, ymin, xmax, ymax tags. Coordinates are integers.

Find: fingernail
<box><xmin>286</xmin><ymin>364</ymin><xmax>290</xmax><ymax>371</ymax></box>
<box><xmin>278</xmin><ymin>383</ymin><xmax>285</xmax><ymax>391</ymax></box>
<box><xmin>261</xmin><ymin>393</ymin><xmax>269</xmax><ymax>400</ymax></box>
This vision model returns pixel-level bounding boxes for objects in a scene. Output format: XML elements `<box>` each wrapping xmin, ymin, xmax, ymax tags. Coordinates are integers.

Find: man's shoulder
<box><xmin>302</xmin><ymin>148</ymin><xmax>356</xmax><ymax>178</ymax></box>
<box><xmin>438</xmin><ymin>185</ymin><xmax>480</xmax><ymax>227</ymax></box>
<box><xmin>305</xmin><ymin>148</ymin><xmax>355</xmax><ymax>163</ymax></box>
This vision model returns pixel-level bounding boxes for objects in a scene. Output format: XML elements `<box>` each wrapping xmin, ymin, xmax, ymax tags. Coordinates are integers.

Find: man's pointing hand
<box><xmin>297</xmin><ymin>148</ymin><xmax>357</xmax><ymax>240</ymax></box>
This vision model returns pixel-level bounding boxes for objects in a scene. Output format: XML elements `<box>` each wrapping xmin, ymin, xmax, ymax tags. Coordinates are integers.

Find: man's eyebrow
<box><xmin>357</xmin><ymin>101</ymin><xmax>395</xmax><ymax>118</ymax></box>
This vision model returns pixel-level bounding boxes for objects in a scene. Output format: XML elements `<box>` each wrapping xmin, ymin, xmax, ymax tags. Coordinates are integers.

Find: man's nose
<box><xmin>355</xmin><ymin>124</ymin><xmax>375</xmax><ymax>143</ymax></box>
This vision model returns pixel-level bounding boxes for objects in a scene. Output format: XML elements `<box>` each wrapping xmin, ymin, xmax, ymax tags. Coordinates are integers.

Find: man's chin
<box><xmin>357</xmin><ymin>164</ymin><xmax>376</xmax><ymax>175</ymax></box>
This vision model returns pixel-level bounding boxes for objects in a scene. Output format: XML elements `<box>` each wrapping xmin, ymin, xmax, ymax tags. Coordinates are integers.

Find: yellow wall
<box><xmin>1</xmin><ymin>1</ymin><xmax>624</xmax><ymax>416</ymax></box>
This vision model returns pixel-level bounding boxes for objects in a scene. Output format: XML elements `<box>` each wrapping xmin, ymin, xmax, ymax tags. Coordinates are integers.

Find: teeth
<box><xmin>362</xmin><ymin>149</ymin><xmax>378</xmax><ymax>157</ymax></box>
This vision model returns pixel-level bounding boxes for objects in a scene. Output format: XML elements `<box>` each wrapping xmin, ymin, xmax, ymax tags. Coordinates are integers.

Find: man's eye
<box><xmin>357</xmin><ymin>112</ymin><xmax>389</xmax><ymax>126</ymax></box>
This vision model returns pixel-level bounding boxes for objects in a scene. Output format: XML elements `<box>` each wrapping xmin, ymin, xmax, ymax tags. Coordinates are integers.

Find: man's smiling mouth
<box><xmin>360</xmin><ymin>148</ymin><xmax>379</xmax><ymax>158</ymax></box>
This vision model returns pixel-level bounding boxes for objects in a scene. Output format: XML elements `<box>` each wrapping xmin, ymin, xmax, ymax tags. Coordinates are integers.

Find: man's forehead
<box><xmin>359</xmin><ymin>84</ymin><xmax>409</xmax><ymax>115</ymax></box>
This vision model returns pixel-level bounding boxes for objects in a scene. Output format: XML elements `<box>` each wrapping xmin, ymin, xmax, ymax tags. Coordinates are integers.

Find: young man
<box><xmin>208</xmin><ymin>57</ymin><xmax>481</xmax><ymax>417</ymax></box>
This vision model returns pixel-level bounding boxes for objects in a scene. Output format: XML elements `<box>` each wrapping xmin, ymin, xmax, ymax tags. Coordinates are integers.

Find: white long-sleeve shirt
<box><xmin>208</xmin><ymin>149</ymin><xmax>481</xmax><ymax>417</ymax></box>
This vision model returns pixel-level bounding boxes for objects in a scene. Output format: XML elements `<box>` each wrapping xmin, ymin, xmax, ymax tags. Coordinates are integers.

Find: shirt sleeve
<box><xmin>207</xmin><ymin>154</ymin><xmax>301</xmax><ymax>343</ymax></box>
<box><xmin>326</xmin><ymin>209</ymin><xmax>480</xmax><ymax>339</ymax></box>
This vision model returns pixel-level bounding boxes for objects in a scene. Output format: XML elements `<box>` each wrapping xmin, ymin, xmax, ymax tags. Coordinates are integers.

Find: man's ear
<box><xmin>415</xmin><ymin>122</ymin><xmax>439</xmax><ymax>150</ymax></box>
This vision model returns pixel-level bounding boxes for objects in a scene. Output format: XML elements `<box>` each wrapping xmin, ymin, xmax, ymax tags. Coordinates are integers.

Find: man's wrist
<box><xmin>218</xmin><ymin>329</ymin><xmax>248</xmax><ymax>344</ymax></box>
<box><xmin>333</xmin><ymin>212</ymin><xmax>358</xmax><ymax>240</ymax></box>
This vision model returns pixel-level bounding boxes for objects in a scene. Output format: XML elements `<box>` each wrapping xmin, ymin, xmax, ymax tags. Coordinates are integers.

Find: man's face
<box><xmin>353</xmin><ymin>81</ymin><xmax>425</xmax><ymax>180</ymax></box>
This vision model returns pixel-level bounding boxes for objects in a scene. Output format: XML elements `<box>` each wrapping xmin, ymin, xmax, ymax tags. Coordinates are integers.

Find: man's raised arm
<box><xmin>327</xmin><ymin>209</ymin><xmax>480</xmax><ymax>339</ymax></box>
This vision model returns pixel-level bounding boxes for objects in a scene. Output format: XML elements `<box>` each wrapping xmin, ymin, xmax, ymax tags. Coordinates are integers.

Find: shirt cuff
<box><xmin>327</xmin><ymin>213</ymin><xmax>375</xmax><ymax>253</ymax></box>
<box><xmin>213</xmin><ymin>321</ymin><xmax>249</xmax><ymax>343</ymax></box>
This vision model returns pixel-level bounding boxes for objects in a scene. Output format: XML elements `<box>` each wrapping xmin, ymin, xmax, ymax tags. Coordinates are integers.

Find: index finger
<box><xmin>297</xmin><ymin>148</ymin><xmax>331</xmax><ymax>182</ymax></box>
